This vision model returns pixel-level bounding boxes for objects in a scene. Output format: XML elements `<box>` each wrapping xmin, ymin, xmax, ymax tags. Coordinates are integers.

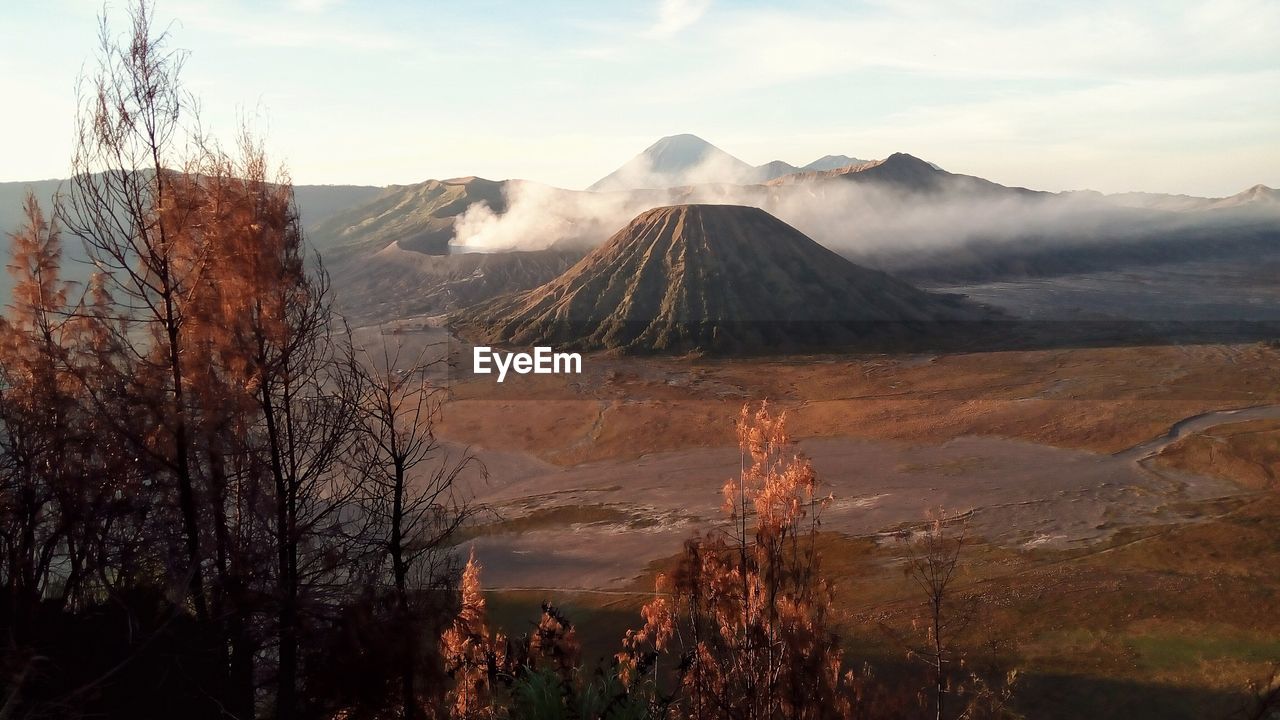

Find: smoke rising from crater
<box><xmin>450</xmin><ymin>154</ymin><xmax>1279</xmax><ymax>281</ymax></box>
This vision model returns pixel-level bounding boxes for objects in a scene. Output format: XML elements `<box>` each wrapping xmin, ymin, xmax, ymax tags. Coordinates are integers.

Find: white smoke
<box><xmin>451</xmin><ymin>180</ymin><xmax>673</xmax><ymax>251</ymax></box>
<box><xmin>450</xmin><ymin>159</ymin><xmax>1277</xmax><ymax>272</ymax></box>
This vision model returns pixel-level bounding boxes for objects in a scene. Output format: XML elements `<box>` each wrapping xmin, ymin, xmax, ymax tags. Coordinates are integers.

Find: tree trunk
<box><xmin>166</xmin><ymin>307</ymin><xmax>209</xmax><ymax>622</ymax></box>
<box><xmin>261</xmin><ymin>378</ymin><xmax>297</xmax><ymax>720</ymax></box>
<box><xmin>229</xmin><ymin>612</ymin><xmax>257</xmax><ymax>720</ymax></box>
<box><xmin>934</xmin><ymin>603</ymin><xmax>944</xmax><ymax>720</ymax></box>
<box><xmin>391</xmin><ymin>457</ymin><xmax>417</xmax><ymax>720</ymax></box>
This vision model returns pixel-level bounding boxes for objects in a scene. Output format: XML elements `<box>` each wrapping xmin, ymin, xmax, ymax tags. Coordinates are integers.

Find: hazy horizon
<box><xmin>2</xmin><ymin>0</ymin><xmax>1278</xmax><ymax>196</ymax></box>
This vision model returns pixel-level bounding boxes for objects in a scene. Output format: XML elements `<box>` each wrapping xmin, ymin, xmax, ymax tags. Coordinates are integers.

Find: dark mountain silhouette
<box><xmin>330</xmin><ymin>244</ymin><xmax>581</xmax><ymax>323</ymax></box>
<box><xmin>293</xmin><ymin>184</ymin><xmax>385</xmax><ymax>225</ymax></box>
<box><xmin>771</xmin><ymin>152</ymin><xmax>1045</xmax><ymax>198</ymax></box>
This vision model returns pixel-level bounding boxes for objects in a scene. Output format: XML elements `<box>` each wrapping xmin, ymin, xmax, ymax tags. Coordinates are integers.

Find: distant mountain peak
<box><xmin>878</xmin><ymin>152</ymin><xmax>934</xmax><ymax>168</ymax></box>
<box><xmin>756</xmin><ymin>159</ymin><xmax>801</xmax><ymax>181</ymax></box>
<box><xmin>588</xmin><ymin>134</ymin><xmax>757</xmax><ymax>192</ymax></box>
<box><xmin>588</xmin><ymin>135</ymin><xmax>869</xmax><ymax>191</ymax></box>
<box><xmin>656</xmin><ymin>132</ymin><xmax>708</xmax><ymax>142</ymax></box>
<box><xmin>1210</xmin><ymin>183</ymin><xmax>1280</xmax><ymax>210</ymax></box>
<box><xmin>647</xmin><ymin>133</ymin><xmax>715</xmax><ymax>149</ymax></box>
<box><xmin>783</xmin><ymin>151</ymin><xmax>942</xmax><ymax>189</ymax></box>
<box><xmin>801</xmin><ymin>154</ymin><xmax>867</xmax><ymax>172</ymax></box>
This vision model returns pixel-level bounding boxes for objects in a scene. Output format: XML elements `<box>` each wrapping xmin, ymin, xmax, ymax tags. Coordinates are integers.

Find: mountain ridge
<box><xmin>587</xmin><ymin>134</ymin><xmax>868</xmax><ymax>191</ymax></box>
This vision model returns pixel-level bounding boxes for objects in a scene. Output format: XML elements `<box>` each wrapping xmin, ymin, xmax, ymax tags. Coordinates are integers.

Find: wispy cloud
<box><xmin>288</xmin><ymin>0</ymin><xmax>345</xmax><ymax>12</ymax></box>
<box><xmin>651</xmin><ymin>0</ymin><xmax>712</xmax><ymax>37</ymax></box>
<box><xmin>168</xmin><ymin>0</ymin><xmax>402</xmax><ymax>51</ymax></box>
<box><xmin>4</xmin><ymin>0</ymin><xmax>1277</xmax><ymax>194</ymax></box>
<box><xmin>598</xmin><ymin>0</ymin><xmax>1280</xmax><ymax>99</ymax></box>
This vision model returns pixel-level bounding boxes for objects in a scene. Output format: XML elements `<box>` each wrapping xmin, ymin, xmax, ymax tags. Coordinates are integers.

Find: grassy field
<box><xmin>481</xmin><ymin>494</ymin><xmax>1279</xmax><ymax>719</ymax></box>
<box><xmin>1156</xmin><ymin>418</ymin><xmax>1280</xmax><ymax>490</ymax></box>
<box><xmin>439</xmin><ymin>343</ymin><xmax>1280</xmax><ymax>464</ymax></box>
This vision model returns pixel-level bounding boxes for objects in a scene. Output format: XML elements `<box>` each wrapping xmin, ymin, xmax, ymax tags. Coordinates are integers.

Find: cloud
<box><xmin>593</xmin><ymin>0</ymin><xmax>1280</xmax><ymax>100</ymax></box>
<box><xmin>651</xmin><ymin>0</ymin><xmax>712</xmax><ymax>36</ymax></box>
<box><xmin>288</xmin><ymin>0</ymin><xmax>345</xmax><ymax>12</ymax></box>
<box><xmin>546</xmin><ymin>0</ymin><xmax>1279</xmax><ymax>194</ymax></box>
<box><xmin>167</xmin><ymin>0</ymin><xmax>402</xmax><ymax>51</ymax></box>
<box><xmin>447</xmin><ymin>159</ymin><xmax>1204</xmax><ymax>266</ymax></box>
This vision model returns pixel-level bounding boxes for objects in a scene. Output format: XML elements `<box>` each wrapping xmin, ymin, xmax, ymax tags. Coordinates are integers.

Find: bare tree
<box><xmin>352</xmin><ymin>338</ymin><xmax>481</xmax><ymax>719</ymax></box>
<box><xmin>255</xmin><ymin>273</ymin><xmax>362</xmax><ymax>720</ymax></box>
<box><xmin>64</xmin><ymin>0</ymin><xmax>213</xmax><ymax>621</ymax></box>
<box><xmin>901</xmin><ymin>510</ymin><xmax>969</xmax><ymax>720</ymax></box>
<box><xmin>0</xmin><ymin>195</ymin><xmax>75</xmax><ymax>633</ymax></box>
<box><xmin>1238</xmin><ymin>665</ymin><xmax>1280</xmax><ymax>720</ymax></box>
<box><xmin>59</xmin><ymin>7</ymin><xmax>369</xmax><ymax>717</ymax></box>
<box><xmin>180</xmin><ymin>133</ymin><xmax>371</xmax><ymax>719</ymax></box>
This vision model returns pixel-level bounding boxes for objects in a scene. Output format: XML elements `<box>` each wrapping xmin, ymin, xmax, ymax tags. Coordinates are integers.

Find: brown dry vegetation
<box><xmin>437</xmin><ymin>343</ymin><xmax>1280</xmax><ymax>464</ymax></box>
<box><xmin>440</xmin><ymin>342</ymin><xmax>1280</xmax><ymax>718</ymax></box>
<box><xmin>1155</xmin><ymin>418</ymin><xmax>1280</xmax><ymax>490</ymax></box>
<box><xmin>496</xmin><ymin>493</ymin><xmax>1280</xmax><ymax>719</ymax></box>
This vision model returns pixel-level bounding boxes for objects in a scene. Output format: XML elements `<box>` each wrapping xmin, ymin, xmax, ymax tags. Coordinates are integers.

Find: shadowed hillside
<box><xmin>330</xmin><ymin>245</ymin><xmax>581</xmax><ymax>322</ymax></box>
<box><xmin>0</xmin><ymin>178</ymin><xmax>380</xmax><ymax>301</ymax></box>
<box><xmin>769</xmin><ymin>151</ymin><xmax>1044</xmax><ymax>198</ymax></box>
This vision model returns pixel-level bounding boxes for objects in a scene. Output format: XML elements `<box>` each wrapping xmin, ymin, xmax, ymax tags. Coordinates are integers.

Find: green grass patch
<box><xmin>1129</xmin><ymin>632</ymin><xmax>1280</xmax><ymax>672</ymax></box>
<box><xmin>457</xmin><ymin>504</ymin><xmax>656</xmax><ymax>542</ymax></box>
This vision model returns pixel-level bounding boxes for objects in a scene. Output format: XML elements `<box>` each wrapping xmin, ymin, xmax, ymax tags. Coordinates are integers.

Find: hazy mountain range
<box><xmin>0</xmin><ymin>178</ymin><xmax>382</xmax><ymax>300</ymax></box>
<box><xmin>2</xmin><ymin>134</ymin><xmax>1278</xmax><ymax>321</ymax></box>
<box><xmin>306</xmin><ymin>135</ymin><xmax>1277</xmax><ymax>264</ymax></box>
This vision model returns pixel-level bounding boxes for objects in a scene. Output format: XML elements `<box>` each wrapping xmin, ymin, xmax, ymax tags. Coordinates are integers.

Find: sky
<box><xmin>1</xmin><ymin>0</ymin><xmax>1277</xmax><ymax>196</ymax></box>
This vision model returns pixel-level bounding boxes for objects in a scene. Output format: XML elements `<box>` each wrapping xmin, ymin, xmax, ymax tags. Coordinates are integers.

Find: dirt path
<box><xmin>1113</xmin><ymin>404</ymin><xmax>1280</xmax><ymax>462</ymax></box>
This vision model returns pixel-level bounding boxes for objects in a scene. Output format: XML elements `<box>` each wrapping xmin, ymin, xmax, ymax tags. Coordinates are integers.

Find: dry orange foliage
<box><xmin>621</xmin><ymin>401</ymin><xmax>860</xmax><ymax>719</ymax></box>
<box><xmin>442</xmin><ymin>551</ymin><xmax>507</xmax><ymax>719</ymax></box>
